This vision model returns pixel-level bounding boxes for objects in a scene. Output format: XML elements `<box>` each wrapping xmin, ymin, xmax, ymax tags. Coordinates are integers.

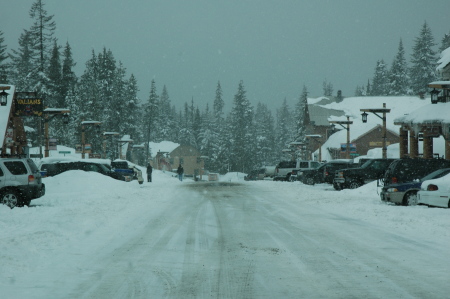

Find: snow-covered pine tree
<box><xmin>229</xmin><ymin>80</ymin><xmax>254</xmax><ymax>173</ymax></box>
<box><xmin>371</xmin><ymin>60</ymin><xmax>389</xmax><ymax>96</ymax></box>
<box><xmin>439</xmin><ymin>31</ymin><xmax>450</xmax><ymax>53</ymax></box>
<box><xmin>144</xmin><ymin>79</ymin><xmax>159</xmax><ymax>147</ymax></box>
<box><xmin>410</xmin><ymin>21</ymin><xmax>436</xmax><ymax>95</ymax></box>
<box><xmin>366</xmin><ymin>79</ymin><xmax>371</xmax><ymax>96</ymax></box>
<box><xmin>275</xmin><ymin>98</ymin><xmax>293</xmax><ymax>161</ymax></box>
<box><xmin>388</xmin><ymin>39</ymin><xmax>410</xmax><ymax>96</ymax></box>
<box><xmin>61</xmin><ymin>42</ymin><xmax>77</xmax><ymax>106</ymax></box>
<box><xmin>46</xmin><ymin>40</ymin><xmax>62</xmax><ymax>108</ymax></box>
<box><xmin>322</xmin><ymin>80</ymin><xmax>333</xmax><ymax>97</ymax></box>
<box><xmin>254</xmin><ymin>102</ymin><xmax>276</xmax><ymax>167</ymax></box>
<box><xmin>158</xmin><ymin>85</ymin><xmax>175</xmax><ymax>141</ymax></box>
<box><xmin>0</xmin><ymin>31</ymin><xmax>8</xmax><ymax>83</ymax></box>
<box><xmin>122</xmin><ymin>74</ymin><xmax>141</xmax><ymax>143</ymax></box>
<box><xmin>209</xmin><ymin>81</ymin><xmax>229</xmax><ymax>173</ymax></box>
<box><xmin>295</xmin><ymin>86</ymin><xmax>309</xmax><ymax>144</ymax></box>
<box><xmin>9</xmin><ymin>30</ymin><xmax>39</xmax><ymax>91</ymax></box>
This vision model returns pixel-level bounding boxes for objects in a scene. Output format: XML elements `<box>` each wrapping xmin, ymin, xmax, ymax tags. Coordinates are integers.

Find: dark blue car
<box><xmin>381</xmin><ymin>168</ymin><xmax>450</xmax><ymax>206</ymax></box>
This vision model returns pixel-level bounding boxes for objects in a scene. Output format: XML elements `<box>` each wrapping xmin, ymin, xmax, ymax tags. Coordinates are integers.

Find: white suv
<box><xmin>0</xmin><ymin>158</ymin><xmax>45</xmax><ymax>208</ymax></box>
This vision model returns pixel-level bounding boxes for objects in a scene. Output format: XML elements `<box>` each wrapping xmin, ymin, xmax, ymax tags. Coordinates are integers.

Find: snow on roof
<box><xmin>148</xmin><ymin>141</ymin><xmax>180</xmax><ymax>156</ymax></box>
<box><xmin>394</xmin><ymin>102</ymin><xmax>450</xmax><ymax>124</ymax></box>
<box><xmin>437</xmin><ymin>46</ymin><xmax>450</xmax><ymax>71</ymax></box>
<box><xmin>314</xmin><ymin>95</ymin><xmax>435</xmax><ymax>161</ymax></box>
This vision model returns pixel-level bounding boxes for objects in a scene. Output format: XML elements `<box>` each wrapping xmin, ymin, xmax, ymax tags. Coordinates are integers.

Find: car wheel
<box><xmin>403</xmin><ymin>191</ymin><xmax>418</xmax><ymax>206</ymax></box>
<box><xmin>348</xmin><ymin>180</ymin><xmax>361</xmax><ymax>189</ymax></box>
<box><xmin>305</xmin><ymin>177</ymin><xmax>315</xmax><ymax>185</ymax></box>
<box><xmin>0</xmin><ymin>190</ymin><xmax>20</xmax><ymax>209</ymax></box>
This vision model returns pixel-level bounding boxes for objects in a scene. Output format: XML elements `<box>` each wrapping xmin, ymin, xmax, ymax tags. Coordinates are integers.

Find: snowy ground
<box><xmin>1</xmin><ymin>167</ymin><xmax>449</xmax><ymax>298</ymax></box>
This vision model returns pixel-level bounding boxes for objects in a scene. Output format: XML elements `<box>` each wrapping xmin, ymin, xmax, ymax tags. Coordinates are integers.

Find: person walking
<box><xmin>177</xmin><ymin>164</ymin><xmax>184</xmax><ymax>181</ymax></box>
<box><xmin>146</xmin><ymin>163</ymin><xmax>153</xmax><ymax>182</ymax></box>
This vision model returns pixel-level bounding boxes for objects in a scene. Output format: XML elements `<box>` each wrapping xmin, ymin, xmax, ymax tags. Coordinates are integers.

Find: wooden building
<box><xmin>0</xmin><ymin>85</ymin><xmax>28</xmax><ymax>158</ymax></box>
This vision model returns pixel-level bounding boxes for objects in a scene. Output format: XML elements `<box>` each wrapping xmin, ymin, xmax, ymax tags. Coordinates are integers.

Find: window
<box><xmin>299</xmin><ymin>162</ymin><xmax>308</xmax><ymax>168</ymax></box>
<box><xmin>4</xmin><ymin>161</ymin><xmax>27</xmax><ymax>175</ymax></box>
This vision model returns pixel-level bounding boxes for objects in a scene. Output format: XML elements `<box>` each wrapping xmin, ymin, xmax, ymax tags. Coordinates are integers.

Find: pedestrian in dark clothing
<box><xmin>146</xmin><ymin>163</ymin><xmax>153</xmax><ymax>182</ymax></box>
<box><xmin>177</xmin><ymin>164</ymin><xmax>184</xmax><ymax>181</ymax></box>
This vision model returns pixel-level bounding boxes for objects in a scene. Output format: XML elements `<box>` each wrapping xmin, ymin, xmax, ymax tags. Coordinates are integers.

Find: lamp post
<box><xmin>81</xmin><ymin>120</ymin><xmax>101</xmax><ymax>159</ymax></box>
<box><xmin>329</xmin><ymin>116</ymin><xmax>353</xmax><ymax>159</ymax></box>
<box><xmin>43</xmin><ymin>108</ymin><xmax>70</xmax><ymax>158</ymax></box>
<box><xmin>102</xmin><ymin>132</ymin><xmax>120</xmax><ymax>159</ymax></box>
<box><xmin>306</xmin><ymin>134</ymin><xmax>323</xmax><ymax>162</ymax></box>
<box><xmin>360</xmin><ymin>103</ymin><xmax>391</xmax><ymax>159</ymax></box>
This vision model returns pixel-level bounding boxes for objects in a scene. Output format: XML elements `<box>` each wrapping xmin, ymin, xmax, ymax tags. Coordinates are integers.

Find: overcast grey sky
<box><xmin>2</xmin><ymin>0</ymin><xmax>449</xmax><ymax>111</ymax></box>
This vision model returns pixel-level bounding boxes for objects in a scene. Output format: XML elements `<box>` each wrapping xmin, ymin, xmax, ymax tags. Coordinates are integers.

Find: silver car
<box><xmin>0</xmin><ymin>158</ymin><xmax>45</xmax><ymax>208</ymax></box>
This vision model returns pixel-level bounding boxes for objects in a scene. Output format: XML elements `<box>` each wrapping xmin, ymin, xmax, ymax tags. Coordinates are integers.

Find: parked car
<box><xmin>0</xmin><ymin>158</ymin><xmax>45</xmax><ymax>208</ymax></box>
<box><xmin>244</xmin><ymin>168</ymin><xmax>266</xmax><ymax>181</ymax></box>
<box><xmin>273</xmin><ymin>160</ymin><xmax>296</xmax><ymax>181</ymax></box>
<box><xmin>333</xmin><ymin>158</ymin><xmax>397</xmax><ymax>190</ymax></box>
<box><xmin>274</xmin><ymin>159</ymin><xmax>319</xmax><ymax>181</ymax></box>
<box><xmin>111</xmin><ymin>160</ymin><xmax>144</xmax><ymax>184</ymax></box>
<box><xmin>301</xmin><ymin>160</ymin><xmax>355</xmax><ymax>185</ymax></box>
<box><xmin>382</xmin><ymin>158</ymin><xmax>450</xmax><ymax>186</ymax></box>
<box><xmin>289</xmin><ymin>160</ymin><xmax>321</xmax><ymax>181</ymax></box>
<box><xmin>418</xmin><ymin>172</ymin><xmax>450</xmax><ymax>208</ymax></box>
<box><xmin>38</xmin><ymin>160</ymin><xmax>126</xmax><ymax>181</ymax></box>
<box><xmin>381</xmin><ymin>168</ymin><xmax>450</xmax><ymax>206</ymax></box>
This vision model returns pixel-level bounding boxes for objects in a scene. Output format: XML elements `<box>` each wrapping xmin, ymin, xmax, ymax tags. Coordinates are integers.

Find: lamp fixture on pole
<box><xmin>360</xmin><ymin>103</ymin><xmax>391</xmax><ymax>159</ymax></box>
<box><xmin>0</xmin><ymin>89</ymin><xmax>9</xmax><ymax>106</ymax></box>
<box><xmin>329</xmin><ymin>116</ymin><xmax>353</xmax><ymax>159</ymax></box>
<box><xmin>430</xmin><ymin>88</ymin><xmax>440</xmax><ymax>104</ymax></box>
<box><xmin>42</xmin><ymin>108</ymin><xmax>71</xmax><ymax>158</ymax></box>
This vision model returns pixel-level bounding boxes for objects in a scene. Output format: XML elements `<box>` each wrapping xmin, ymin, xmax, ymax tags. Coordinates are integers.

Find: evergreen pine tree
<box><xmin>254</xmin><ymin>102</ymin><xmax>276</xmax><ymax>167</ymax></box>
<box><xmin>371</xmin><ymin>60</ymin><xmax>389</xmax><ymax>96</ymax></box>
<box><xmin>0</xmin><ymin>30</ymin><xmax>9</xmax><ymax>83</ymax></box>
<box><xmin>209</xmin><ymin>81</ymin><xmax>228</xmax><ymax>173</ymax></box>
<box><xmin>47</xmin><ymin>40</ymin><xmax>62</xmax><ymax>107</ymax></box>
<box><xmin>61</xmin><ymin>41</ymin><xmax>77</xmax><ymax>105</ymax></box>
<box><xmin>388</xmin><ymin>39</ymin><xmax>410</xmax><ymax>95</ymax></box>
<box><xmin>26</xmin><ymin>0</ymin><xmax>56</xmax><ymax>98</ymax></box>
<box><xmin>145</xmin><ymin>79</ymin><xmax>159</xmax><ymax>148</ymax></box>
<box><xmin>275</xmin><ymin>98</ymin><xmax>293</xmax><ymax>161</ymax></box>
<box><xmin>230</xmin><ymin>80</ymin><xmax>254</xmax><ymax>172</ymax></box>
<box><xmin>439</xmin><ymin>31</ymin><xmax>450</xmax><ymax>52</ymax></box>
<box><xmin>9</xmin><ymin>30</ymin><xmax>39</xmax><ymax>91</ymax></box>
<box><xmin>295</xmin><ymin>86</ymin><xmax>309</xmax><ymax>143</ymax></box>
<box><xmin>410</xmin><ymin>21</ymin><xmax>436</xmax><ymax>95</ymax></box>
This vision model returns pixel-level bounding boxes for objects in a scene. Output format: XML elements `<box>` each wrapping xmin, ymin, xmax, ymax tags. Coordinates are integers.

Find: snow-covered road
<box><xmin>1</xmin><ymin>171</ymin><xmax>449</xmax><ymax>298</ymax></box>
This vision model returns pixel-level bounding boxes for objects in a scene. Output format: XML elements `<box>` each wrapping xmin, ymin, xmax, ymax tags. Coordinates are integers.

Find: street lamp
<box><xmin>81</xmin><ymin>120</ymin><xmax>101</xmax><ymax>159</ymax></box>
<box><xmin>0</xmin><ymin>89</ymin><xmax>9</xmax><ymax>106</ymax></box>
<box><xmin>43</xmin><ymin>108</ymin><xmax>71</xmax><ymax>158</ymax></box>
<box><xmin>360</xmin><ymin>103</ymin><xmax>391</xmax><ymax>159</ymax></box>
<box><xmin>430</xmin><ymin>88</ymin><xmax>440</xmax><ymax>104</ymax></box>
<box><xmin>329</xmin><ymin>116</ymin><xmax>353</xmax><ymax>159</ymax></box>
<box><xmin>306</xmin><ymin>134</ymin><xmax>323</xmax><ymax>162</ymax></box>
